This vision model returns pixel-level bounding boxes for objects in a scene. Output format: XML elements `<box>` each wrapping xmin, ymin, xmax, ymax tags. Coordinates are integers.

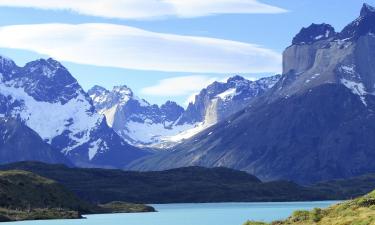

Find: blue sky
<box><xmin>0</xmin><ymin>0</ymin><xmax>373</xmax><ymax>106</ymax></box>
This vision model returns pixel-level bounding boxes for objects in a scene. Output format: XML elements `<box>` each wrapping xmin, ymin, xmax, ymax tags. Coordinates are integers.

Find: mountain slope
<box><xmin>130</xmin><ymin>84</ymin><xmax>375</xmax><ymax>183</ymax></box>
<box><xmin>0</xmin><ymin>118</ymin><xmax>70</xmax><ymax>165</ymax></box>
<box><xmin>128</xmin><ymin>4</ymin><xmax>375</xmax><ymax>184</ymax></box>
<box><xmin>0</xmin><ymin>56</ymin><xmax>149</xmax><ymax>168</ymax></box>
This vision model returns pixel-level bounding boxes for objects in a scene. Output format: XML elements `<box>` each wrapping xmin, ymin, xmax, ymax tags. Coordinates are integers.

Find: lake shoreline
<box><xmin>2</xmin><ymin>201</ymin><xmax>338</xmax><ymax>224</ymax></box>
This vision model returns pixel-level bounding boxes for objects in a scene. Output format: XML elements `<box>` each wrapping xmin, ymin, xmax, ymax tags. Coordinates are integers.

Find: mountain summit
<box><xmin>360</xmin><ymin>3</ymin><xmax>375</xmax><ymax>17</ymax></box>
<box><xmin>292</xmin><ymin>23</ymin><xmax>336</xmax><ymax>45</ymax></box>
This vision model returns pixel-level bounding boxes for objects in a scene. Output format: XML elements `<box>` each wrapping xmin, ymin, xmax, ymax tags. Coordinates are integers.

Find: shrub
<box><xmin>310</xmin><ymin>208</ymin><xmax>323</xmax><ymax>222</ymax></box>
<box><xmin>291</xmin><ymin>210</ymin><xmax>310</xmax><ymax>222</ymax></box>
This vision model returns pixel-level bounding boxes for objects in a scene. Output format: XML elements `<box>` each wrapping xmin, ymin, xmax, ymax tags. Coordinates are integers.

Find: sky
<box><xmin>0</xmin><ymin>0</ymin><xmax>373</xmax><ymax>106</ymax></box>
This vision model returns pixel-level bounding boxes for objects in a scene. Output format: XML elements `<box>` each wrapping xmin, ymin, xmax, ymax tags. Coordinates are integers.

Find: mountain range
<box><xmin>128</xmin><ymin>3</ymin><xmax>375</xmax><ymax>184</ymax></box>
<box><xmin>88</xmin><ymin>75</ymin><xmax>280</xmax><ymax>148</ymax></box>
<box><xmin>0</xmin><ymin>57</ymin><xmax>148</xmax><ymax>168</ymax></box>
<box><xmin>1</xmin><ymin>3</ymin><xmax>375</xmax><ymax>185</ymax></box>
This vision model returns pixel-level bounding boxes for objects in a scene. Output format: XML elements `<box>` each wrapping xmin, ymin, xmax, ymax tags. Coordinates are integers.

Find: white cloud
<box><xmin>141</xmin><ymin>75</ymin><xmax>218</xmax><ymax>97</ymax></box>
<box><xmin>0</xmin><ymin>0</ymin><xmax>287</xmax><ymax>19</ymax></box>
<box><xmin>0</xmin><ymin>23</ymin><xmax>282</xmax><ymax>73</ymax></box>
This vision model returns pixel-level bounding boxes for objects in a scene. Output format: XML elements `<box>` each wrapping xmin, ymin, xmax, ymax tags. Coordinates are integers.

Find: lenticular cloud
<box><xmin>0</xmin><ymin>23</ymin><xmax>282</xmax><ymax>73</ymax></box>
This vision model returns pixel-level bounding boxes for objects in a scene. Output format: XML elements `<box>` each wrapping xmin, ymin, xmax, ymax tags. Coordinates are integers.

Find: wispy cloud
<box><xmin>141</xmin><ymin>75</ymin><xmax>218</xmax><ymax>96</ymax></box>
<box><xmin>0</xmin><ymin>0</ymin><xmax>287</xmax><ymax>19</ymax></box>
<box><xmin>0</xmin><ymin>23</ymin><xmax>282</xmax><ymax>73</ymax></box>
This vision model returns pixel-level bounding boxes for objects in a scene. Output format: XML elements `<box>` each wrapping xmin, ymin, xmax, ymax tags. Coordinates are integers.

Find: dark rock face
<box><xmin>128</xmin><ymin>4</ymin><xmax>375</xmax><ymax>184</ymax></box>
<box><xmin>292</xmin><ymin>23</ymin><xmax>336</xmax><ymax>45</ymax></box>
<box><xmin>160</xmin><ymin>101</ymin><xmax>185</xmax><ymax>125</ymax></box>
<box><xmin>339</xmin><ymin>3</ymin><xmax>375</xmax><ymax>40</ymax></box>
<box><xmin>0</xmin><ymin>118</ymin><xmax>69</xmax><ymax>165</ymax></box>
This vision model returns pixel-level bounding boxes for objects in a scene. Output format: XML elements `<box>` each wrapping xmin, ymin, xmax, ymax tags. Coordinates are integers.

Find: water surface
<box><xmin>8</xmin><ymin>201</ymin><xmax>339</xmax><ymax>225</ymax></box>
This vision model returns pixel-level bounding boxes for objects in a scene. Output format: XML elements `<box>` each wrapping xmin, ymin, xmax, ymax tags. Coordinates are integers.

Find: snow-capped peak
<box><xmin>227</xmin><ymin>75</ymin><xmax>246</xmax><ymax>83</ymax></box>
<box><xmin>0</xmin><ymin>55</ymin><xmax>147</xmax><ymax>168</ymax></box>
<box><xmin>24</xmin><ymin>58</ymin><xmax>65</xmax><ymax>78</ymax></box>
<box><xmin>112</xmin><ymin>85</ymin><xmax>134</xmax><ymax>104</ymax></box>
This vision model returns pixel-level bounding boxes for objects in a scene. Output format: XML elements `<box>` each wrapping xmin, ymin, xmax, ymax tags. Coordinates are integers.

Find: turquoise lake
<box><xmin>7</xmin><ymin>201</ymin><xmax>339</xmax><ymax>225</ymax></box>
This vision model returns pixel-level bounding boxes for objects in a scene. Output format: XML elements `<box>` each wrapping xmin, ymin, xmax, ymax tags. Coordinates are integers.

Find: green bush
<box><xmin>291</xmin><ymin>210</ymin><xmax>310</xmax><ymax>222</ymax></box>
<box><xmin>310</xmin><ymin>208</ymin><xmax>323</xmax><ymax>222</ymax></box>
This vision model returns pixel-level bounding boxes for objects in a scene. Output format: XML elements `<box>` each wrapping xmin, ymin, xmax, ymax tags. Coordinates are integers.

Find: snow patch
<box><xmin>88</xmin><ymin>139</ymin><xmax>102</xmax><ymax>160</ymax></box>
<box><xmin>124</xmin><ymin>121</ymin><xmax>196</xmax><ymax>145</ymax></box>
<box><xmin>161</xmin><ymin>122</ymin><xmax>210</xmax><ymax>143</ymax></box>
<box><xmin>341</xmin><ymin>65</ymin><xmax>355</xmax><ymax>74</ymax></box>
<box><xmin>0</xmin><ymin>82</ymin><xmax>102</xmax><ymax>153</ymax></box>
<box><xmin>216</xmin><ymin>88</ymin><xmax>237</xmax><ymax>100</ymax></box>
<box><xmin>102</xmin><ymin>105</ymin><xmax>118</xmax><ymax>127</ymax></box>
<box><xmin>340</xmin><ymin>78</ymin><xmax>367</xmax><ymax>105</ymax></box>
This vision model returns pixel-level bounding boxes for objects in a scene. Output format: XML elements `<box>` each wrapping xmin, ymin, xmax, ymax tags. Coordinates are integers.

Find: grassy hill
<box><xmin>0</xmin><ymin>170</ymin><xmax>155</xmax><ymax>222</ymax></box>
<box><xmin>244</xmin><ymin>190</ymin><xmax>375</xmax><ymax>225</ymax></box>
<box><xmin>0</xmin><ymin>161</ymin><xmax>326</xmax><ymax>203</ymax></box>
<box><xmin>0</xmin><ymin>170</ymin><xmax>92</xmax><ymax>221</ymax></box>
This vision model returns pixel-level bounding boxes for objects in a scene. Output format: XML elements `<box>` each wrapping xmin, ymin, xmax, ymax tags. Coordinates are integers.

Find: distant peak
<box><xmin>113</xmin><ymin>85</ymin><xmax>131</xmax><ymax>91</ymax></box>
<box><xmin>163</xmin><ymin>100</ymin><xmax>178</xmax><ymax>106</ymax></box>
<box><xmin>112</xmin><ymin>85</ymin><xmax>133</xmax><ymax>97</ymax></box>
<box><xmin>88</xmin><ymin>85</ymin><xmax>109</xmax><ymax>95</ymax></box>
<box><xmin>361</xmin><ymin>3</ymin><xmax>375</xmax><ymax>17</ymax></box>
<box><xmin>161</xmin><ymin>100</ymin><xmax>183</xmax><ymax>109</ymax></box>
<box><xmin>25</xmin><ymin>57</ymin><xmax>65</xmax><ymax>71</ymax></box>
<box><xmin>46</xmin><ymin>57</ymin><xmax>63</xmax><ymax>67</ymax></box>
<box><xmin>338</xmin><ymin>3</ymin><xmax>375</xmax><ymax>40</ymax></box>
<box><xmin>21</xmin><ymin>57</ymin><xmax>70</xmax><ymax>79</ymax></box>
<box><xmin>292</xmin><ymin>23</ymin><xmax>336</xmax><ymax>45</ymax></box>
<box><xmin>227</xmin><ymin>75</ymin><xmax>246</xmax><ymax>83</ymax></box>
<box><xmin>0</xmin><ymin>55</ymin><xmax>16</xmax><ymax>69</ymax></box>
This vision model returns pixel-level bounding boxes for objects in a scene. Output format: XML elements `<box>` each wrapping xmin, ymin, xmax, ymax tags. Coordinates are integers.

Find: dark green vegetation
<box><xmin>0</xmin><ymin>161</ymin><xmax>352</xmax><ymax>204</ymax></box>
<box><xmin>0</xmin><ymin>169</ymin><xmax>155</xmax><ymax>222</ymax></box>
<box><xmin>99</xmin><ymin>202</ymin><xmax>155</xmax><ymax>213</ymax></box>
<box><xmin>3</xmin><ymin>162</ymin><xmax>375</xmax><ymax>205</ymax></box>
<box><xmin>310</xmin><ymin>173</ymin><xmax>375</xmax><ymax>200</ymax></box>
<box><xmin>244</xmin><ymin>190</ymin><xmax>375</xmax><ymax>225</ymax></box>
<box><xmin>0</xmin><ymin>170</ymin><xmax>89</xmax><ymax>221</ymax></box>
